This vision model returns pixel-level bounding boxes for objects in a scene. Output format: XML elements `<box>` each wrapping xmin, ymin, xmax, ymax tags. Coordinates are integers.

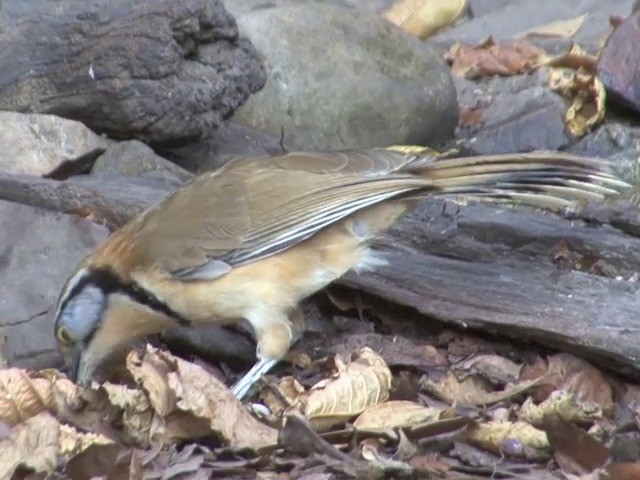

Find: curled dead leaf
<box><xmin>354</xmin><ymin>400</ymin><xmax>442</xmax><ymax>430</ymax></box>
<box><xmin>466</xmin><ymin>420</ymin><xmax>549</xmax><ymax>456</ymax></box>
<box><xmin>423</xmin><ymin>369</ymin><xmax>541</xmax><ymax>406</ymax></box>
<box><xmin>0</xmin><ymin>368</ymin><xmax>80</xmax><ymax>426</ymax></box>
<box><xmin>0</xmin><ymin>369</ymin><xmax>55</xmax><ymax>426</ymax></box>
<box><xmin>542</xmin><ymin>415</ymin><xmax>609</xmax><ymax>475</ymax></box>
<box><xmin>520</xmin><ymin>353</ymin><xmax>613</xmax><ymax>411</ymax></box>
<box><xmin>0</xmin><ymin>412</ymin><xmax>60</xmax><ymax>478</ymax></box>
<box><xmin>304</xmin><ymin>348</ymin><xmax>392</xmax><ymax>432</ymax></box>
<box><xmin>126</xmin><ymin>345</ymin><xmax>278</xmax><ymax>449</ymax></box>
<box><xmin>383</xmin><ymin>0</ymin><xmax>467</xmax><ymax>39</ymax></box>
<box><xmin>0</xmin><ymin>410</ymin><xmax>111</xmax><ymax>478</ymax></box>
<box><xmin>260</xmin><ymin>376</ymin><xmax>305</xmax><ymax>417</ymax></box>
<box><xmin>519</xmin><ymin>390</ymin><xmax>602</xmax><ymax>427</ymax></box>
<box><xmin>543</xmin><ymin>44</ymin><xmax>606</xmax><ymax>137</ymax></box>
<box><xmin>455</xmin><ymin>354</ymin><xmax>521</xmax><ymax>386</ymax></box>
<box><xmin>59</xmin><ymin>423</ymin><xmax>114</xmax><ymax>458</ymax></box>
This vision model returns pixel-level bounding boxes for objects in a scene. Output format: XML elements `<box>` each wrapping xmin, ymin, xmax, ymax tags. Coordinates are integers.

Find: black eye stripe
<box><xmin>57</xmin><ymin>268</ymin><xmax>191</xmax><ymax>331</ymax></box>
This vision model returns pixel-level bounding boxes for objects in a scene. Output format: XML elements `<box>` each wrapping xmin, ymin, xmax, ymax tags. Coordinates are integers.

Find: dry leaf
<box><xmin>518</xmin><ymin>14</ymin><xmax>588</xmax><ymax>39</ymax></box>
<box><xmin>59</xmin><ymin>423</ymin><xmax>114</xmax><ymax>458</ymax></box>
<box><xmin>542</xmin><ymin>416</ymin><xmax>609</xmax><ymax>475</ymax></box>
<box><xmin>0</xmin><ymin>369</ymin><xmax>54</xmax><ymax>426</ymax></box>
<box><xmin>0</xmin><ymin>368</ymin><xmax>80</xmax><ymax>426</ymax></box>
<box><xmin>466</xmin><ymin>420</ymin><xmax>549</xmax><ymax>455</ymax></box>
<box><xmin>422</xmin><ymin>370</ymin><xmax>492</xmax><ymax>404</ymax></box>
<box><xmin>101</xmin><ymin>382</ymin><xmax>162</xmax><ymax>446</ymax></box>
<box><xmin>259</xmin><ymin>376</ymin><xmax>305</xmax><ymax>416</ymax></box>
<box><xmin>383</xmin><ymin>0</ymin><xmax>467</xmax><ymax>39</ymax></box>
<box><xmin>354</xmin><ymin>401</ymin><xmax>442</xmax><ymax>430</ymax></box>
<box><xmin>455</xmin><ymin>354</ymin><xmax>521</xmax><ymax>386</ymax></box>
<box><xmin>607</xmin><ymin>462</ymin><xmax>640</xmax><ymax>480</ymax></box>
<box><xmin>304</xmin><ymin>348</ymin><xmax>392</xmax><ymax>432</ymax></box>
<box><xmin>447</xmin><ymin>37</ymin><xmax>550</xmax><ymax>79</ymax></box>
<box><xmin>519</xmin><ymin>390</ymin><xmax>602</xmax><ymax>427</ymax></box>
<box><xmin>0</xmin><ymin>412</ymin><xmax>60</xmax><ymax>478</ymax></box>
<box><xmin>542</xmin><ymin>44</ymin><xmax>606</xmax><ymax>137</ymax></box>
<box><xmin>520</xmin><ymin>353</ymin><xmax>613</xmax><ymax>411</ymax></box>
<box><xmin>422</xmin><ymin>369</ymin><xmax>541</xmax><ymax>406</ymax></box>
<box><xmin>126</xmin><ymin>346</ymin><xmax>278</xmax><ymax>449</ymax></box>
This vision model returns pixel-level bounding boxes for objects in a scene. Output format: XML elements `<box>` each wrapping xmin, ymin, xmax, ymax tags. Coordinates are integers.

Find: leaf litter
<box><xmin>4</xmin><ymin>295</ymin><xmax>640</xmax><ymax>480</ymax></box>
<box><xmin>447</xmin><ymin>37</ymin><xmax>608</xmax><ymax>137</ymax></box>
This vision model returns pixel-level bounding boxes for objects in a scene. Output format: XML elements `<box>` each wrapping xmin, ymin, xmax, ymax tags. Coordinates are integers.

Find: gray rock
<box><xmin>432</xmin><ymin>0</ymin><xmax>634</xmax><ymax>50</ymax></box>
<box><xmin>0</xmin><ymin>202</ymin><xmax>109</xmax><ymax>370</ymax></box>
<box><xmin>0</xmin><ymin>112</ymin><xmax>112</xmax><ymax>176</ymax></box>
<box><xmin>161</xmin><ymin>122</ymin><xmax>287</xmax><ymax>173</ymax></box>
<box><xmin>228</xmin><ymin>0</ymin><xmax>458</xmax><ymax>150</ymax></box>
<box><xmin>92</xmin><ymin>140</ymin><xmax>193</xmax><ymax>188</ymax></box>
<box><xmin>0</xmin><ymin>0</ymin><xmax>266</xmax><ymax>146</ymax></box>
<box><xmin>312</xmin><ymin>0</ymin><xmax>393</xmax><ymax>12</ymax></box>
<box><xmin>597</xmin><ymin>10</ymin><xmax>640</xmax><ymax>115</ymax></box>
<box><xmin>455</xmin><ymin>71</ymin><xmax>570</xmax><ymax>154</ymax></box>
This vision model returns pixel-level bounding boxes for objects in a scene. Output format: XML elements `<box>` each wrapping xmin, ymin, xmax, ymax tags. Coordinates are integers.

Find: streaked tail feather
<box><xmin>412</xmin><ymin>152</ymin><xmax>630</xmax><ymax>210</ymax></box>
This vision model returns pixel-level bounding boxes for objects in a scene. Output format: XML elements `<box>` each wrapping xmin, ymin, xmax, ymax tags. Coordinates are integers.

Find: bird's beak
<box><xmin>68</xmin><ymin>343</ymin><xmax>83</xmax><ymax>383</ymax></box>
<box><xmin>65</xmin><ymin>343</ymin><xmax>99</xmax><ymax>386</ymax></box>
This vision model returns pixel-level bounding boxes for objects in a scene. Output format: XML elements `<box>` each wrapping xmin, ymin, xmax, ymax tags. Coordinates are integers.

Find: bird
<box><xmin>52</xmin><ymin>149</ymin><xmax>629</xmax><ymax>399</ymax></box>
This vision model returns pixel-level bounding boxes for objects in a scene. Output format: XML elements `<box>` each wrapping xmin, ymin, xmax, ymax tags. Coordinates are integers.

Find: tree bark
<box><xmin>0</xmin><ymin>0</ymin><xmax>265</xmax><ymax>145</ymax></box>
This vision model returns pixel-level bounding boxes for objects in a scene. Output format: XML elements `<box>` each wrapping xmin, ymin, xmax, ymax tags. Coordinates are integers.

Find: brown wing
<box><xmin>128</xmin><ymin>150</ymin><xmax>428</xmax><ymax>278</ymax></box>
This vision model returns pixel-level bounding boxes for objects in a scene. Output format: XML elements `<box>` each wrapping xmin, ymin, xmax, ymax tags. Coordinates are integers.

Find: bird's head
<box><xmin>54</xmin><ymin>267</ymin><xmax>176</xmax><ymax>385</ymax></box>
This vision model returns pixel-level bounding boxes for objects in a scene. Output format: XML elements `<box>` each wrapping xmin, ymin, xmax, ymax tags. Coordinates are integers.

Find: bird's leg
<box><xmin>231</xmin><ymin>307</ymin><xmax>305</xmax><ymax>400</ymax></box>
<box><xmin>231</xmin><ymin>357</ymin><xmax>279</xmax><ymax>399</ymax></box>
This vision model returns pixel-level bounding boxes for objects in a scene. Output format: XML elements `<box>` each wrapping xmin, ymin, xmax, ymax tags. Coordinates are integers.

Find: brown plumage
<box><xmin>53</xmin><ymin>149</ymin><xmax>629</xmax><ymax>398</ymax></box>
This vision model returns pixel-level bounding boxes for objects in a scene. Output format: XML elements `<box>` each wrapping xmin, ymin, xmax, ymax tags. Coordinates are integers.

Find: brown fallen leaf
<box><xmin>455</xmin><ymin>354</ymin><xmax>521</xmax><ymax>387</ymax></box>
<box><xmin>0</xmin><ymin>412</ymin><xmax>60</xmax><ymax>478</ymax></box>
<box><xmin>0</xmin><ymin>368</ymin><xmax>80</xmax><ymax>426</ymax></box>
<box><xmin>353</xmin><ymin>400</ymin><xmax>442</xmax><ymax>430</ymax></box>
<box><xmin>541</xmin><ymin>415</ymin><xmax>609</xmax><ymax>476</ymax></box>
<box><xmin>259</xmin><ymin>376</ymin><xmax>305</xmax><ymax>418</ymax></box>
<box><xmin>447</xmin><ymin>37</ymin><xmax>550</xmax><ymax>79</ymax></box>
<box><xmin>126</xmin><ymin>345</ymin><xmax>278</xmax><ymax>449</ymax></box>
<box><xmin>465</xmin><ymin>420</ymin><xmax>550</xmax><ymax>456</ymax></box>
<box><xmin>302</xmin><ymin>348</ymin><xmax>392</xmax><ymax>432</ymax></box>
<box><xmin>518</xmin><ymin>14</ymin><xmax>588</xmax><ymax>39</ymax></box>
<box><xmin>520</xmin><ymin>353</ymin><xmax>613</xmax><ymax>411</ymax></box>
<box><xmin>607</xmin><ymin>462</ymin><xmax>640</xmax><ymax>480</ymax></box>
<box><xmin>422</xmin><ymin>369</ymin><xmax>541</xmax><ymax>406</ymax></box>
<box><xmin>0</xmin><ymin>410</ymin><xmax>113</xmax><ymax>478</ymax></box>
<box><xmin>383</xmin><ymin>0</ymin><xmax>467</xmax><ymax>39</ymax></box>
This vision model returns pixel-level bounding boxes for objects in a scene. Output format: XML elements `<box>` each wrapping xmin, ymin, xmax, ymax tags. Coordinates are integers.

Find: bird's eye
<box><xmin>56</xmin><ymin>326</ymin><xmax>75</xmax><ymax>345</ymax></box>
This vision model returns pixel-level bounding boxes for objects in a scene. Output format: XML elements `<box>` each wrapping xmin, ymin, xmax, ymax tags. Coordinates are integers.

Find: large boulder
<box><xmin>228</xmin><ymin>0</ymin><xmax>458</xmax><ymax>150</ymax></box>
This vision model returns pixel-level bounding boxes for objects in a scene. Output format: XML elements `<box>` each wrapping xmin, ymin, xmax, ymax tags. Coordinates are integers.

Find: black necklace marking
<box><xmin>60</xmin><ymin>267</ymin><xmax>191</xmax><ymax>327</ymax></box>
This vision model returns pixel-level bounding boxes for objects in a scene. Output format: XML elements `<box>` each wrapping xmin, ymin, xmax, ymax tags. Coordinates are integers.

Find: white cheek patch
<box><xmin>55</xmin><ymin>268</ymin><xmax>90</xmax><ymax>319</ymax></box>
<box><xmin>59</xmin><ymin>285</ymin><xmax>107</xmax><ymax>341</ymax></box>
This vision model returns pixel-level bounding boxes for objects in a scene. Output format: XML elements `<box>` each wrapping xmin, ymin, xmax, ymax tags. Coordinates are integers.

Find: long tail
<box><xmin>405</xmin><ymin>151</ymin><xmax>630</xmax><ymax>210</ymax></box>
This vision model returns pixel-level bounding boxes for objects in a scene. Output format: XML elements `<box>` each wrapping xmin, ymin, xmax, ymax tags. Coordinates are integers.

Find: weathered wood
<box><xmin>343</xmin><ymin>201</ymin><xmax>640</xmax><ymax>378</ymax></box>
<box><xmin>0</xmin><ymin>0</ymin><xmax>265</xmax><ymax>145</ymax></box>
<box><xmin>2</xmin><ymin>171</ymin><xmax>639</xmax><ymax>376</ymax></box>
<box><xmin>0</xmin><ymin>172</ymin><xmax>163</xmax><ymax>229</ymax></box>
